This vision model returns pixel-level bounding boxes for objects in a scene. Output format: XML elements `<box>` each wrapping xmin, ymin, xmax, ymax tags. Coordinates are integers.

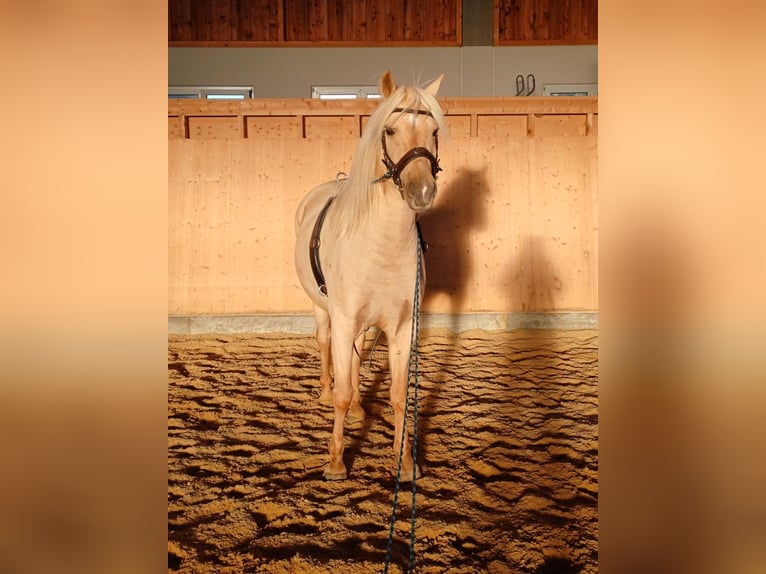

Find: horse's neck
<box><xmin>366</xmin><ymin>190</ymin><xmax>417</xmax><ymax>247</ymax></box>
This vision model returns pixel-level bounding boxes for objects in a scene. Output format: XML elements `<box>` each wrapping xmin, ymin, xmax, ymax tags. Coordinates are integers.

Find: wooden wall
<box><xmin>494</xmin><ymin>0</ymin><xmax>598</xmax><ymax>45</ymax></box>
<box><xmin>168</xmin><ymin>0</ymin><xmax>596</xmax><ymax>46</ymax></box>
<box><xmin>169</xmin><ymin>97</ymin><xmax>598</xmax><ymax>316</ymax></box>
<box><xmin>168</xmin><ymin>0</ymin><xmax>461</xmax><ymax>45</ymax></box>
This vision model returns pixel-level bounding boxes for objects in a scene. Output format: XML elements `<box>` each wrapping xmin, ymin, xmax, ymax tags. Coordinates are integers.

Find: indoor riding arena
<box><xmin>169</xmin><ymin>3</ymin><xmax>598</xmax><ymax>573</ymax></box>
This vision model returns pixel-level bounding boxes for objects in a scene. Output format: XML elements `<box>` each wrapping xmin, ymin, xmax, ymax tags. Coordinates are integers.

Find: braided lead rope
<box><xmin>408</xmin><ymin>243</ymin><xmax>422</xmax><ymax>571</ymax></box>
<box><xmin>384</xmin><ymin>239</ymin><xmax>422</xmax><ymax>574</ymax></box>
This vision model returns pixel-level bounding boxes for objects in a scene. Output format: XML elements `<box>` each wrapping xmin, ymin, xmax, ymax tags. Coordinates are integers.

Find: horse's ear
<box><xmin>424</xmin><ymin>74</ymin><xmax>444</xmax><ymax>97</ymax></box>
<box><xmin>379</xmin><ymin>70</ymin><xmax>396</xmax><ymax>98</ymax></box>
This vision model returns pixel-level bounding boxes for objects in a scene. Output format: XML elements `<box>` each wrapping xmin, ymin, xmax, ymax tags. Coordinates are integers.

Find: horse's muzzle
<box><xmin>405</xmin><ymin>179</ymin><xmax>436</xmax><ymax>212</ymax></box>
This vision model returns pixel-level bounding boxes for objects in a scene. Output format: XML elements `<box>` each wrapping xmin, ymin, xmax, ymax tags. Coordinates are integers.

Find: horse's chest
<box><xmin>329</xmin><ymin>262</ymin><xmax>415</xmax><ymax>321</ymax></box>
<box><xmin>339</xmin><ymin>268</ymin><xmax>413</xmax><ymax>302</ymax></box>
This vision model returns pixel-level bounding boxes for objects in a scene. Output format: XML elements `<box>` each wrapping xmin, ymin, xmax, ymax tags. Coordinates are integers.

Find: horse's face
<box><xmin>381</xmin><ymin>111</ymin><xmax>441</xmax><ymax>212</ymax></box>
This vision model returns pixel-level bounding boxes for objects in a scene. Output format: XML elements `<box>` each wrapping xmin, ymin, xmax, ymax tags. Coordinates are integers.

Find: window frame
<box><xmin>311</xmin><ymin>86</ymin><xmax>381</xmax><ymax>100</ymax></box>
<box><xmin>168</xmin><ymin>86</ymin><xmax>255</xmax><ymax>100</ymax></box>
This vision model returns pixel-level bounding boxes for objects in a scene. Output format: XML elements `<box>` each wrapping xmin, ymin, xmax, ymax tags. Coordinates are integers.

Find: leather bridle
<box><xmin>373</xmin><ymin>107</ymin><xmax>441</xmax><ymax>190</ymax></box>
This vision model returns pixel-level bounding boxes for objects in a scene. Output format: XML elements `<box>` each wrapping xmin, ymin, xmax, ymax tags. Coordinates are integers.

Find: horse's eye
<box><xmin>384</xmin><ymin>127</ymin><xmax>395</xmax><ymax>137</ymax></box>
<box><xmin>433</xmin><ymin>129</ymin><xmax>439</xmax><ymax>138</ymax></box>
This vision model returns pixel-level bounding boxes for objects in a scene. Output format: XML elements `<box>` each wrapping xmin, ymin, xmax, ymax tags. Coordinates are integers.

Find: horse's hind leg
<box><xmin>347</xmin><ymin>331</ymin><xmax>366</xmax><ymax>424</ymax></box>
<box><xmin>324</xmin><ymin>322</ymin><xmax>357</xmax><ymax>480</ymax></box>
<box><xmin>313</xmin><ymin>304</ymin><xmax>333</xmax><ymax>406</ymax></box>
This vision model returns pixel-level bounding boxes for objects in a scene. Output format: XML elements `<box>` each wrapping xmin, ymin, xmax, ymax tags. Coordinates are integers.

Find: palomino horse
<box><xmin>294</xmin><ymin>71</ymin><xmax>447</xmax><ymax>480</ymax></box>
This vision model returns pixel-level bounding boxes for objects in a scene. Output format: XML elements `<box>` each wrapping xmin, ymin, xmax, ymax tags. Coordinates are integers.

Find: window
<box><xmin>311</xmin><ymin>86</ymin><xmax>381</xmax><ymax>100</ymax></box>
<box><xmin>542</xmin><ymin>84</ymin><xmax>598</xmax><ymax>97</ymax></box>
<box><xmin>168</xmin><ymin>86</ymin><xmax>254</xmax><ymax>100</ymax></box>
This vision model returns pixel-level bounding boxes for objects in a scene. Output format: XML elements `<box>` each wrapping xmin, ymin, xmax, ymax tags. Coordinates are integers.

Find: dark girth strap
<box><xmin>309</xmin><ymin>196</ymin><xmax>335</xmax><ymax>296</ymax></box>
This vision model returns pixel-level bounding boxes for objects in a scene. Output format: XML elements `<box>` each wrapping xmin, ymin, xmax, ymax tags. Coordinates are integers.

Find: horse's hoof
<box><xmin>346</xmin><ymin>406</ymin><xmax>366</xmax><ymax>424</ymax></box>
<box><xmin>398</xmin><ymin>465</ymin><xmax>422</xmax><ymax>483</ymax></box>
<box><xmin>318</xmin><ymin>390</ymin><xmax>333</xmax><ymax>407</ymax></box>
<box><xmin>323</xmin><ymin>465</ymin><xmax>347</xmax><ymax>480</ymax></box>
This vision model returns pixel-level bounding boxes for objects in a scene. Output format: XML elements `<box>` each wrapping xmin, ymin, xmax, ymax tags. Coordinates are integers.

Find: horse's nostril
<box><xmin>406</xmin><ymin>182</ymin><xmax>434</xmax><ymax>209</ymax></box>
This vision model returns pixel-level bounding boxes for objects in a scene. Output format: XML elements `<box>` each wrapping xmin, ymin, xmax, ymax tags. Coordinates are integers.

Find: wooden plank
<box><xmin>171</xmin><ymin>0</ymin><xmax>460</xmax><ymax>45</ymax></box>
<box><xmin>174</xmin><ymin>0</ymin><xmax>458</xmax><ymax>46</ymax></box>
<box><xmin>535</xmin><ymin>114</ymin><xmax>587</xmax><ymax>137</ymax></box>
<box><xmin>369</xmin><ymin>0</ymin><xmax>385</xmax><ymax>42</ymax></box>
<box><xmin>587</xmin><ymin>113</ymin><xmax>598</xmax><ymax>136</ymax></box>
<box><xmin>389</xmin><ymin>0</ymin><xmax>404</xmax><ymax>41</ymax></box>
<box><xmin>548</xmin><ymin>0</ymin><xmax>562</xmax><ymax>42</ymax></box>
<box><xmin>276</xmin><ymin>0</ymin><xmax>284</xmax><ymax>40</ymax></box>
<box><xmin>527</xmin><ymin>134</ymin><xmax>597</xmax><ymax>309</ymax></box>
<box><xmin>586</xmin><ymin>0</ymin><xmax>598</xmax><ymax>39</ymax></box>
<box><xmin>499</xmin><ymin>0</ymin><xmax>510</xmax><ymax>42</ymax></box>
<box><xmin>232</xmin><ymin>0</ymin><xmax>282</xmax><ymax>41</ymax></box>
<box><xmin>233</xmin><ymin>0</ymin><xmax>249</xmax><ymax>40</ymax></box>
<box><xmin>191</xmin><ymin>0</ymin><xmax>213</xmax><ymax>42</ymax></box>
<box><xmin>211</xmin><ymin>0</ymin><xmax>232</xmax><ymax>41</ymax></box>
<box><xmin>360</xmin><ymin>115</ymin><xmax>371</xmax><ymax>134</ymax></box>
<box><xmin>170</xmin><ymin>97</ymin><xmax>597</xmax><ymax>118</ymax></box>
<box><xmin>560</xmin><ymin>0</ymin><xmax>571</xmax><ymax>38</ymax></box>
<box><xmin>304</xmin><ymin>116</ymin><xmax>357</xmax><ymax>139</ymax></box>
<box><xmin>477</xmin><ymin>115</ymin><xmax>526</xmax><ymax>138</ymax></box>
<box><xmin>168</xmin><ymin>140</ymin><xmax>233</xmax><ymax>313</ymax></box>
<box><xmin>246</xmin><ymin>116</ymin><xmax>300</xmax><ymax>139</ymax></box>
<box><xmin>429</xmin><ymin>0</ymin><xmax>442</xmax><ymax>40</ymax></box>
<box><xmin>285</xmin><ymin>0</ymin><xmax>309</xmax><ymax>41</ymax></box>
<box><xmin>445</xmin><ymin>115</ymin><xmax>471</xmax><ymax>139</ymax></box>
<box><xmin>247</xmin><ymin>0</ymin><xmax>279</xmax><ymax>42</ymax></box>
<box><xmin>227</xmin><ymin>139</ymin><xmax>309</xmax><ymax>311</ymax></box>
<box><xmin>535</xmin><ymin>0</ymin><xmax>549</xmax><ymax>41</ymax></box>
<box><xmin>308</xmin><ymin>0</ymin><xmax>328</xmax><ymax>41</ymax></box>
<box><xmin>569</xmin><ymin>0</ymin><xmax>582</xmax><ymax>41</ymax></box>
<box><xmin>453</xmin><ymin>0</ymin><xmax>462</xmax><ymax>43</ymax></box>
<box><xmin>188</xmin><ymin>116</ymin><xmax>241</xmax><ymax>139</ymax></box>
<box><xmin>494</xmin><ymin>0</ymin><xmax>598</xmax><ymax>45</ymax></box>
<box><xmin>517</xmin><ymin>0</ymin><xmax>530</xmax><ymax>42</ymax></box>
<box><xmin>326</xmin><ymin>0</ymin><xmax>342</xmax><ymax>41</ymax></box>
<box><xmin>168</xmin><ymin>116</ymin><xmax>185</xmax><ymax>139</ymax></box>
<box><xmin>169</xmin><ymin>0</ymin><xmax>192</xmax><ymax>42</ymax></box>
<box><xmin>348</xmin><ymin>0</ymin><xmax>366</xmax><ymax>41</ymax></box>
<box><xmin>414</xmin><ymin>0</ymin><xmax>427</xmax><ymax>41</ymax></box>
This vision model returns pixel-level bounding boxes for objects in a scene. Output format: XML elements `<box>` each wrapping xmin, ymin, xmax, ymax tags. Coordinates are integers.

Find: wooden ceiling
<box><xmin>169</xmin><ymin>0</ymin><xmax>597</xmax><ymax>46</ymax></box>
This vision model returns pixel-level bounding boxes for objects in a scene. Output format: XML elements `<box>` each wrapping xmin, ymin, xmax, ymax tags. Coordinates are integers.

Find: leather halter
<box><xmin>373</xmin><ymin>107</ymin><xmax>441</xmax><ymax>190</ymax></box>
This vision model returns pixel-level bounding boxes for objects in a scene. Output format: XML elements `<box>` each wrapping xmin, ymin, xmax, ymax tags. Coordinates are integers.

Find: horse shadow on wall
<box><xmin>412</xmin><ymin>166</ymin><xmax>489</xmax><ymax>474</ymax></box>
<box><xmin>504</xmin><ymin>235</ymin><xmax>564</xmax><ymax>313</ymax></box>
<box><xmin>419</xmin><ymin>166</ymin><xmax>490</xmax><ymax>326</ymax></box>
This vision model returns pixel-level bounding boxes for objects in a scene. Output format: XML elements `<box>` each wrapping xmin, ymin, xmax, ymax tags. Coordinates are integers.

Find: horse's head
<box><xmin>376</xmin><ymin>71</ymin><xmax>444</xmax><ymax>213</ymax></box>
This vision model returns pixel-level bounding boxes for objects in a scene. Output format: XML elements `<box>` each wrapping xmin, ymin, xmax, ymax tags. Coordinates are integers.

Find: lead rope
<box><xmin>383</xmin><ymin>237</ymin><xmax>422</xmax><ymax>574</ymax></box>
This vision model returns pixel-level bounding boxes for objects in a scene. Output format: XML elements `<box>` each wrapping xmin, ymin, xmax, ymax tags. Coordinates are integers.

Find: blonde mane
<box><xmin>326</xmin><ymin>82</ymin><xmax>448</xmax><ymax>238</ymax></box>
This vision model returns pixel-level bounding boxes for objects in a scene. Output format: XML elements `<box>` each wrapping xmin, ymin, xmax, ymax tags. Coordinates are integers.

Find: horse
<box><xmin>294</xmin><ymin>70</ymin><xmax>447</xmax><ymax>481</ymax></box>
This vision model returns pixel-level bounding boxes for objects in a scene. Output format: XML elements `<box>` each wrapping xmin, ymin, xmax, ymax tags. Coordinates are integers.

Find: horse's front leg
<box><xmin>324</xmin><ymin>322</ymin><xmax>356</xmax><ymax>480</ymax></box>
<box><xmin>388</xmin><ymin>328</ymin><xmax>421</xmax><ymax>482</ymax></box>
<box><xmin>347</xmin><ymin>331</ymin><xmax>367</xmax><ymax>424</ymax></box>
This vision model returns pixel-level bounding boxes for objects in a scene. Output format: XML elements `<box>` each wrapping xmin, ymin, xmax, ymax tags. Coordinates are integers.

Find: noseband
<box><xmin>373</xmin><ymin>107</ymin><xmax>441</xmax><ymax>190</ymax></box>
